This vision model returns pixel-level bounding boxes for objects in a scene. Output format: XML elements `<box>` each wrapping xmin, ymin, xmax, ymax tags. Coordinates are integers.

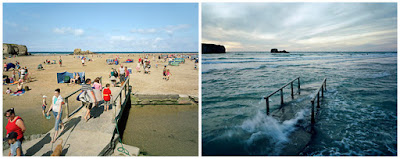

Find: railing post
<box><xmin>311</xmin><ymin>101</ymin><xmax>315</xmax><ymax>124</ymax></box>
<box><xmin>321</xmin><ymin>85</ymin><xmax>324</xmax><ymax>97</ymax></box>
<box><xmin>298</xmin><ymin>78</ymin><xmax>300</xmax><ymax>94</ymax></box>
<box><xmin>324</xmin><ymin>79</ymin><xmax>327</xmax><ymax>91</ymax></box>
<box><xmin>112</xmin><ymin>100</ymin><xmax>116</xmax><ymax>123</ymax></box>
<box><xmin>280</xmin><ymin>89</ymin><xmax>284</xmax><ymax>106</ymax></box>
<box><xmin>265</xmin><ymin>97</ymin><xmax>269</xmax><ymax>115</ymax></box>
<box><xmin>291</xmin><ymin>82</ymin><xmax>294</xmax><ymax>99</ymax></box>
<box><xmin>317</xmin><ymin>91</ymin><xmax>320</xmax><ymax>108</ymax></box>
<box><xmin>64</xmin><ymin>98</ymin><xmax>69</xmax><ymax>120</ymax></box>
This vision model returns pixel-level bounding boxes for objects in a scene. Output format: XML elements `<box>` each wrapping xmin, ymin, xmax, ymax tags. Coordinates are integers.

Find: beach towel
<box><xmin>4</xmin><ymin>81</ymin><xmax>19</xmax><ymax>85</ymax></box>
<box><xmin>11</xmin><ymin>89</ymin><xmax>25</xmax><ymax>96</ymax></box>
<box><xmin>93</xmin><ymin>89</ymin><xmax>103</xmax><ymax>102</ymax></box>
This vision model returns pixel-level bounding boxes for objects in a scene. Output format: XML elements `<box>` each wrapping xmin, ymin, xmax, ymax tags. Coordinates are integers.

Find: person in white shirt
<box><xmin>46</xmin><ymin>88</ymin><xmax>65</xmax><ymax>143</ymax></box>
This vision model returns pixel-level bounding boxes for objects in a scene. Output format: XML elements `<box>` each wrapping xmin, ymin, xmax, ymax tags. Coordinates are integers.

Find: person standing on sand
<box><xmin>42</xmin><ymin>95</ymin><xmax>47</xmax><ymax>117</ymax></box>
<box><xmin>81</xmin><ymin>57</ymin><xmax>85</xmax><ymax>66</ymax></box>
<box><xmin>4</xmin><ymin>62</ymin><xmax>7</xmax><ymax>72</ymax></box>
<box><xmin>166</xmin><ymin>69</ymin><xmax>172</xmax><ymax>81</ymax></box>
<box><xmin>5</xmin><ymin>108</ymin><xmax>26</xmax><ymax>144</ymax></box>
<box><xmin>118</xmin><ymin>65</ymin><xmax>126</xmax><ymax>86</ymax></box>
<box><xmin>46</xmin><ymin>88</ymin><xmax>65</xmax><ymax>143</ymax></box>
<box><xmin>163</xmin><ymin>66</ymin><xmax>167</xmax><ymax>80</ymax></box>
<box><xmin>59</xmin><ymin>56</ymin><xmax>62</xmax><ymax>67</ymax></box>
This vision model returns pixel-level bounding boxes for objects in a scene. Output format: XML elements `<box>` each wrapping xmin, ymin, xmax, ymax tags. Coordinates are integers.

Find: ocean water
<box><xmin>202</xmin><ymin>52</ymin><xmax>397</xmax><ymax>156</ymax></box>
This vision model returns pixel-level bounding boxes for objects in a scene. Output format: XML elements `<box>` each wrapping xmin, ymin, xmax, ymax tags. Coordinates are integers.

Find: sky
<box><xmin>3</xmin><ymin>3</ymin><xmax>198</xmax><ymax>52</ymax></box>
<box><xmin>202</xmin><ymin>3</ymin><xmax>397</xmax><ymax>52</ymax></box>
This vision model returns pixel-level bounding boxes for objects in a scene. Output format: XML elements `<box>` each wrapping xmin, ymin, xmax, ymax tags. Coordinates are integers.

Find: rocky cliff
<box><xmin>202</xmin><ymin>43</ymin><xmax>226</xmax><ymax>54</ymax></box>
<box><xmin>3</xmin><ymin>43</ymin><xmax>30</xmax><ymax>56</ymax></box>
<box><xmin>73</xmin><ymin>48</ymin><xmax>96</xmax><ymax>55</ymax></box>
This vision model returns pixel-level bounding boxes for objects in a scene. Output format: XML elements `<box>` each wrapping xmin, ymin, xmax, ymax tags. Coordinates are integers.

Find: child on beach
<box><xmin>7</xmin><ymin>131</ymin><xmax>24</xmax><ymax>156</ymax></box>
<box><xmin>166</xmin><ymin>69</ymin><xmax>172</xmax><ymax>81</ymax></box>
<box><xmin>163</xmin><ymin>66</ymin><xmax>167</xmax><ymax>80</ymax></box>
<box><xmin>103</xmin><ymin>84</ymin><xmax>112</xmax><ymax>112</ymax></box>
<box><xmin>6</xmin><ymin>88</ymin><xmax>12</xmax><ymax>94</ymax></box>
<box><xmin>42</xmin><ymin>95</ymin><xmax>47</xmax><ymax>117</ymax></box>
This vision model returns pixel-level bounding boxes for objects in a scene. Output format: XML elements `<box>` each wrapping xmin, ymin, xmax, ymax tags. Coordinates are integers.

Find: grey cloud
<box><xmin>202</xmin><ymin>3</ymin><xmax>397</xmax><ymax>51</ymax></box>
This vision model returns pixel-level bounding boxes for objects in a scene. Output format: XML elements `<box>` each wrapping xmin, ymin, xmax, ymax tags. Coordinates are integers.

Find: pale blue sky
<box><xmin>3</xmin><ymin>3</ymin><xmax>198</xmax><ymax>52</ymax></box>
<box><xmin>203</xmin><ymin>3</ymin><xmax>397</xmax><ymax>52</ymax></box>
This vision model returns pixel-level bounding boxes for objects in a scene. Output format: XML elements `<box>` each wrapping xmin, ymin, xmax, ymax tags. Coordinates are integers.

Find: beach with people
<box><xmin>2</xmin><ymin>53</ymin><xmax>199</xmax><ymax>153</ymax></box>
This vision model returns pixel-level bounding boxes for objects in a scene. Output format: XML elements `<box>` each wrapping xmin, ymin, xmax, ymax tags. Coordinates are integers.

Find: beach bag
<box><xmin>78</xmin><ymin>91</ymin><xmax>90</xmax><ymax>102</ymax></box>
<box><xmin>64</xmin><ymin>76</ymin><xmax>70</xmax><ymax>83</ymax></box>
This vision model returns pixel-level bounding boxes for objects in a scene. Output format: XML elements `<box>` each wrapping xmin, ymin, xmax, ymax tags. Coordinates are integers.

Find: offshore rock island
<box><xmin>202</xmin><ymin>43</ymin><xmax>226</xmax><ymax>54</ymax></box>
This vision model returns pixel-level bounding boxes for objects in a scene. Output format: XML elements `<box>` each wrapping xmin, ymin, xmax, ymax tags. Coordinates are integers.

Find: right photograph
<box><xmin>201</xmin><ymin>3</ymin><xmax>397</xmax><ymax>156</ymax></box>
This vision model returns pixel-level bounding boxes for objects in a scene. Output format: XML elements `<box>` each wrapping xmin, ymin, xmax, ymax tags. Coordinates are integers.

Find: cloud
<box><xmin>202</xmin><ymin>3</ymin><xmax>397</xmax><ymax>51</ymax></box>
<box><xmin>53</xmin><ymin>27</ymin><xmax>84</xmax><ymax>36</ymax></box>
<box><xmin>130</xmin><ymin>24</ymin><xmax>191</xmax><ymax>35</ymax></box>
<box><xmin>4</xmin><ymin>20</ymin><xmax>18</xmax><ymax>27</ymax></box>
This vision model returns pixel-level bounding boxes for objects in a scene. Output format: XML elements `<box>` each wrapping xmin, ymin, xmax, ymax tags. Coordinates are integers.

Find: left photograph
<box><xmin>3</xmin><ymin>3</ymin><xmax>199</xmax><ymax>156</ymax></box>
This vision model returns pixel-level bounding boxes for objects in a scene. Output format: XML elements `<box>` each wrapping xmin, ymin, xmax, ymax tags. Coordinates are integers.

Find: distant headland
<box><xmin>202</xmin><ymin>43</ymin><xmax>226</xmax><ymax>54</ymax></box>
<box><xmin>3</xmin><ymin>43</ymin><xmax>30</xmax><ymax>56</ymax></box>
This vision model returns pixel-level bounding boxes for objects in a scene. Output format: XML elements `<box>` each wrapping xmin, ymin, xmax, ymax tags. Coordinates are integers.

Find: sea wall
<box><xmin>202</xmin><ymin>43</ymin><xmax>226</xmax><ymax>54</ymax></box>
<box><xmin>3</xmin><ymin>43</ymin><xmax>30</xmax><ymax>56</ymax></box>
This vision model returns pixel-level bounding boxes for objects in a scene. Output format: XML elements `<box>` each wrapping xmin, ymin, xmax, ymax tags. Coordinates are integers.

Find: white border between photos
<box><xmin>1</xmin><ymin>0</ymin><xmax>399</xmax><ymax>159</ymax></box>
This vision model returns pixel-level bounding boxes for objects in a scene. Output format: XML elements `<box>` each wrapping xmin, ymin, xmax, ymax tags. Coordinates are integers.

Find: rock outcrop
<box><xmin>73</xmin><ymin>48</ymin><xmax>95</xmax><ymax>55</ymax></box>
<box><xmin>3</xmin><ymin>43</ymin><xmax>30</xmax><ymax>56</ymax></box>
<box><xmin>271</xmin><ymin>48</ymin><xmax>289</xmax><ymax>53</ymax></box>
<box><xmin>202</xmin><ymin>43</ymin><xmax>226</xmax><ymax>54</ymax></box>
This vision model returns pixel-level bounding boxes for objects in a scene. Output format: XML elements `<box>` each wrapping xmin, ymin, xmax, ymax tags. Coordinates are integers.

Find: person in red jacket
<box><xmin>4</xmin><ymin>108</ymin><xmax>26</xmax><ymax>143</ymax></box>
<box><xmin>103</xmin><ymin>84</ymin><xmax>112</xmax><ymax>112</ymax></box>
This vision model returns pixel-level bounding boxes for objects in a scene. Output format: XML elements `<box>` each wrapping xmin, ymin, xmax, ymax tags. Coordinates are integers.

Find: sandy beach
<box><xmin>2</xmin><ymin>53</ymin><xmax>199</xmax><ymax>138</ymax></box>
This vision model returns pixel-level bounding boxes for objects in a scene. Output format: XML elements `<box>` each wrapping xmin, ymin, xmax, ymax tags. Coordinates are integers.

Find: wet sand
<box><xmin>122</xmin><ymin>104</ymin><xmax>198</xmax><ymax>156</ymax></box>
<box><xmin>2</xmin><ymin>53</ymin><xmax>198</xmax><ymax>138</ymax></box>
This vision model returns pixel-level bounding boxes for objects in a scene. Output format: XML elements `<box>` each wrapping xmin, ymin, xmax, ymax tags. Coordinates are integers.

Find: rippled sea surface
<box><xmin>202</xmin><ymin>52</ymin><xmax>397</xmax><ymax>156</ymax></box>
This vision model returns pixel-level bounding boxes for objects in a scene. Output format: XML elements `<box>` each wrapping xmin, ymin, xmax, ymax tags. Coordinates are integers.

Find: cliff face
<box><xmin>3</xmin><ymin>43</ymin><xmax>29</xmax><ymax>56</ymax></box>
<box><xmin>202</xmin><ymin>43</ymin><xmax>226</xmax><ymax>54</ymax></box>
<box><xmin>73</xmin><ymin>48</ymin><xmax>96</xmax><ymax>55</ymax></box>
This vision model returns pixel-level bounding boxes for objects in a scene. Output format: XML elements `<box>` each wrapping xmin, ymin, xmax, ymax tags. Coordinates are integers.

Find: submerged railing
<box><xmin>64</xmin><ymin>76</ymin><xmax>103</xmax><ymax>120</ymax></box>
<box><xmin>264</xmin><ymin>77</ymin><xmax>300</xmax><ymax>115</ymax></box>
<box><xmin>310</xmin><ymin>78</ymin><xmax>327</xmax><ymax>124</ymax></box>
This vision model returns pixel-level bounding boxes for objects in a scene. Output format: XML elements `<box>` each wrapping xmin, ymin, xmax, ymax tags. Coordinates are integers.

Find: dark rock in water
<box><xmin>202</xmin><ymin>43</ymin><xmax>226</xmax><ymax>54</ymax></box>
<box><xmin>271</xmin><ymin>48</ymin><xmax>289</xmax><ymax>53</ymax></box>
<box><xmin>3</xmin><ymin>43</ymin><xmax>30</xmax><ymax>56</ymax></box>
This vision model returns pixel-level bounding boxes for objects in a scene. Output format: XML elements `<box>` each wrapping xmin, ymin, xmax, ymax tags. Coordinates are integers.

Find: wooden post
<box><xmin>311</xmin><ymin>101</ymin><xmax>315</xmax><ymax>124</ymax></box>
<box><xmin>291</xmin><ymin>82</ymin><xmax>294</xmax><ymax>99</ymax></box>
<box><xmin>317</xmin><ymin>91</ymin><xmax>320</xmax><ymax>108</ymax></box>
<box><xmin>64</xmin><ymin>98</ymin><xmax>69</xmax><ymax>120</ymax></box>
<box><xmin>298</xmin><ymin>78</ymin><xmax>300</xmax><ymax>94</ymax></box>
<box><xmin>280</xmin><ymin>89</ymin><xmax>284</xmax><ymax>106</ymax></box>
<box><xmin>266</xmin><ymin>97</ymin><xmax>269</xmax><ymax>115</ymax></box>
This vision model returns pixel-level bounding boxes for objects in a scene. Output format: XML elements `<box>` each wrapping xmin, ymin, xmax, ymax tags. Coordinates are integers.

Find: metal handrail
<box><xmin>112</xmin><ymin>76</ymin><xmax>130</xmax><ymax>122</ymax></box>
<box><xmin>264</xmin><ymin>77</ymin><xmax>300</xmax><ymax>115</ymax></box>
<box><xmin>310</xmin><ymin>78</ymin><xmax>327</xmax><ymax>124</ymax></box>
<box><xmin>64</xmin><ymin>76</ymin><xmax>103</xmax><ymax>119</ymax></box>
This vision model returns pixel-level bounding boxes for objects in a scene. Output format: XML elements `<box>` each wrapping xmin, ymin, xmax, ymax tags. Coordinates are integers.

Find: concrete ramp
<box><xmin>268</xmin><ymin>82</ymin><xmax>323</xmax><ymax>155</ymax></box>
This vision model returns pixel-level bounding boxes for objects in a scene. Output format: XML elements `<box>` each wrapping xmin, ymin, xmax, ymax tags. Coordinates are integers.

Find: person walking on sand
<box><xmin>103</xmin><ymin>84</ymin><xmax>112</xmax><ymax>112</ymax></box>
<box><xmin>166</xmin><ymin>69</ymin><xmax>172</xmax><ymax>81</ymax></box>
<box><xmin>163</xmin><ymin>65</ymin><xmax>167</xmax><ymax>80</ymax></box>
<box><xmin>46</xmin><ymin>88</ymin><xmax>65</xmax><ymax>143</ymax></box>
<box><xmin>59</xmin><ymin>56</ymin><xmax>62</xmax><ymax>67</ymax></box>
<box><xmin>5</xmin><ymin>108</ymin><xmax>26</xmax><ymax>144</ymax></box>
<box><xmin>42</xmin><ymin>95</ymin><xmax>47</xmax><ymax>117</ymax></box>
